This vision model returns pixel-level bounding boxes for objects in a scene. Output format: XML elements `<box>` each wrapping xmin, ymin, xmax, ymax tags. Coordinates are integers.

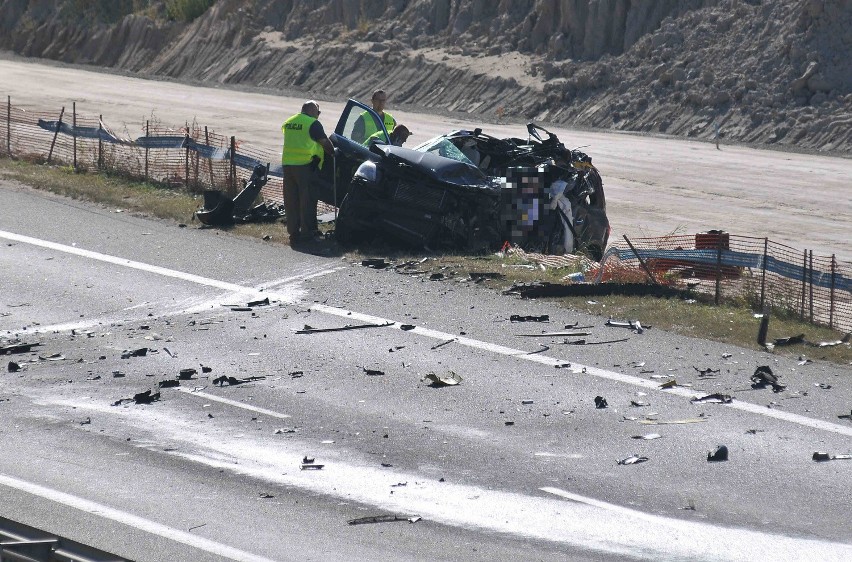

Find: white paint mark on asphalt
<box><xmin>40</xmin><ymin>398</ymin><xmax>852</xmax><ymax>562</ymax></box>
<box><xmin>4</xmin><ymin>229</ymin><xmax>851</xmax><ymax>438</ymax></box>
<box><xmin>176</xmin><ymin>388</ymin><xmax>291</xmax><ymax>420</ymax></box>
<box><xmin>0</xmin><ymin>473</ymin><xmax>279</xmax><ymax>562</ymax></box>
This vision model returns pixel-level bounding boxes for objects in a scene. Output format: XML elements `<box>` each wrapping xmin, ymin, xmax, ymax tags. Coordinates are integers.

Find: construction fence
<box><xmin>598</xmin><ymin>232</ymin><xmax>851</xmax><ymax>333</ymax></box>
<box><xmin>0</xmin><ymin>96</ymin><xmax>285</xmax><ymax>202</ymax></box>
<box><xmin>2</xmin><ymin>97</ymin><xmax>850</xmax><ymax>333</ymax></box>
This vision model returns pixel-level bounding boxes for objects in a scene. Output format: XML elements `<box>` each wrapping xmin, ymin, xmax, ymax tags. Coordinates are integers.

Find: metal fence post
<box><xmin>47</xmin><ymin>106</ymin><xmax>65</xmax><ymax>164</ymax></box>
<box><xmin>760</xmin><ymin>237</ymin><xmax>768</xmax><ymax>311</ymax></box>
<box><xmin>714</xmin><ymin>233</ymin><xmax>723</xmax><ymax>305</ymax></box>
<box><xmin>184</xmin><ymin>131</ymin><xmax>190</xmax><ymax>189</ymax></box>
<box><xmin>144</xmin><ymin>120</ymin><xmax>149</xmax><ymax>182</ymax></box>
<box><xmin>829</xmin><ymin>254</ymin><xmax>836</xmax><ymax>329</ymax></box>
<box><xmin>623</xmin><ymin>235</ymin><xmax>659</xmax><ymax>286</ymax></box>
<box><xmin>229</xmin><ymin>136</ymin><xmax>236</xmax><ymax>195</ymax></box>
<box><xmin>98</xmin><ymin>114</ymin><xmax>103</xmax><ymax>171</ymax></box>
<box><xmin>6</xmin><ymin>95</ymin><xmax>10</xmax><ymax>156</ymax></box>
<box><xmin>72</xmin><ymin>101</ymin><xmax>77</xmax><ymax>170</ymax></box>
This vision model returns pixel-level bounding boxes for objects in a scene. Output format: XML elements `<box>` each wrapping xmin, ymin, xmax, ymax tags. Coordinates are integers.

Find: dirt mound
<box><xmin>0</xmin><ymin>0</ymin><xmax>850</xmax><ymax>153</ymax></box>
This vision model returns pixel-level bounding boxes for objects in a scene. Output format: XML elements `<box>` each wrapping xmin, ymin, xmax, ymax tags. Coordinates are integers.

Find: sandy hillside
<box><xmin>0</xmin><ymin>0</ymin><xmax>850</xmax><ymax>154</ymax></box>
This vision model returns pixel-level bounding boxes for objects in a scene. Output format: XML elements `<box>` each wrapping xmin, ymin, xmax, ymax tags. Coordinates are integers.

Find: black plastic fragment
<box><xmin>751</xmin><ymin>366</ymin><xmax>786</xmax><ymax>392</ymax></box>
<box><xmin>594</xmin><ymin>396</ymin><xmax>608</xmax><ymax>409</ymax></box>
<box><xmin>707</xmin><ymin>445</ymin><xmax>729</xmax><ymax>462</ymax></box>
<box><xmin>7</xmin><ymin>361</ymin><xmax>20</xmax><ymax>372</ymax></box>
<box><xmin>510</xmin><ymin>314</ymin><xmax>549</xmax><ymax>323</ymax></box>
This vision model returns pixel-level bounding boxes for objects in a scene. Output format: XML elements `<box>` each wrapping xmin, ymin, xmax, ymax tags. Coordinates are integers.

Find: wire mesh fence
<box><xmin>2</xmin><ymin>97</ymin><xmax>849</xmax><ymax>333</ymax></box>
<box><xmin>598</xmin><ymin>232</ymin><xmax>851</xmax><ymax>333</ymax></box>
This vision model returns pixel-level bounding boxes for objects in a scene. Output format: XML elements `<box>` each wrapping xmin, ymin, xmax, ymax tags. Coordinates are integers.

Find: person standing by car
<box><xmin>363</xmin><ymin>123</ymin><xmax>412</xmax><ymax>147</ymax></box>
<box><xmin>352</xmin><ymin>89</ymin><xmax>396</xmax><ymax>143</ymax></box>
<box><xmin>281</xmin><ymin>100</ymin><xmax>334</xmax><ymax>243</ymax></box>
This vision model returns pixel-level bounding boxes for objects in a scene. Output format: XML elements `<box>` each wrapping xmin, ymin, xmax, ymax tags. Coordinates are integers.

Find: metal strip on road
<box><xmin>3</xmin><ymin>228</ymin><xmax>852</xmax><ymax>438</ymax></box>
<box><xmin>0</xmin><ymin>474</ymin><xmax>279</xmax><ymax>562</ymax></box>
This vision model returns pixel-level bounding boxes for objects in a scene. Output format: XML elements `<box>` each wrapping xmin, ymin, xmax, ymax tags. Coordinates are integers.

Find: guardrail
<box><xmin>0</xmin><ymin>516</ymin><xmax>127</xmax><ymax>562</ymax></box>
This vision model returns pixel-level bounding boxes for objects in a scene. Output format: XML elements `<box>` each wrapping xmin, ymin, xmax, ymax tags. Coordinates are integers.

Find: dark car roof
<box><xmin>378</xmin><ymin>145</ymin><xmax>488</xmax><ymax>186</ymax></box>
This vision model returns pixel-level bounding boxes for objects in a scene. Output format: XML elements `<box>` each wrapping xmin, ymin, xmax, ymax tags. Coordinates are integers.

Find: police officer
<box><xmin>352</xmin><ymin>89</ymin><xmax>396</xmax><ymax>143</ymax></box>
<box><xmin>363</xmin><ymin>123</ymin><xmax>412</xmax><ymax>147</ymax></box>
<box><xmin>281</xmin><ymin>100</ymin><xmax>333</xmax><ymax>243</ymax></box>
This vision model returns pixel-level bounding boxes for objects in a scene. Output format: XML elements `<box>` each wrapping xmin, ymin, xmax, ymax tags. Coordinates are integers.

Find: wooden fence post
<box><xmin>98</xmin><ymin>114</ymin><xmax>103</xmax><ymax>171</ymax></box>
<box><xmin>760</xmin><ymin>237</ymin><xmax>768</xmax><ymax>311</ymax></box>
<box><xmin>6</xmin><ymin>96</ymin><xmax>10</xmax><ymax>156</ymax></box>
<box><xmin>829</xmin><ymin>254</ymin><xmax>836</xmax><ymax>329</ymax></box>
<box><xmin>808</xmin><ymin>250</ymin><xmax>814</xmax><ymax>322</ymax></box>
<box><xmin>47</xmin><ymin>106</ymin><xmax>65</xmax><ymax>164</ymax></box>
<box><xmin>144</xmin><ymin>120</ymin><xmax>149</xmax><ymax>182</ymax></box>
<box><xmin>184</xmin><ymin>130</ymin><xmax>190</xmax><ymax>189</ymax></box>
<box><xmin>800</xmin><ymin>249</ymin><xmax>807</xmax><ymax>319</ymax></box>
<box><xmin>714</xmin><ymin>233</ymin><xmax>723</xmax><ymax>305</ymax></box>
<box><xmin>204</xmin><ymin>126</ymin><xmax>214</xmax><ymax>188</ymax></box>
<box><xmin>72</xmin><ymin>102</ymin><xmax>77</xmax><ymax>170</ymax></box>
<box><xmin>229</xmin><ymin>136</ymin><xmax>236</xmax><ymax>195</ymax></box>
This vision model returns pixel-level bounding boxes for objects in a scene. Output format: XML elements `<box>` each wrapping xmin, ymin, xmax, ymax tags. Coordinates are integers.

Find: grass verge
<box><xmin>2</xmin><ymin>156</ymin><xmax>849</xmax><ymax>365</ymax></box>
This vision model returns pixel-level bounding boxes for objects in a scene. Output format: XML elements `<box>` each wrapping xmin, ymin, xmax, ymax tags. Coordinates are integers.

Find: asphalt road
<box><xmin>0</xmin><ymin>57</ymin><xmax>850</xmax><ymax>260</ymax></box>
<box><xmin>1</xmin><ymin>182</ymin><xmax>851</xmax><ymax>561</ymax></box>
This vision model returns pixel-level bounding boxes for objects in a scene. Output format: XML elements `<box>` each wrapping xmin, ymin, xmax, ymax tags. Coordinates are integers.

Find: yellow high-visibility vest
<box><xmin>282</xmin><ymin>113</ymin><xmax>324</xmax><ymax>168</ymax></box>
<box><xmin>360</xmin><ymin>110</ymin><xmax>395</xmax><ymax>141</ymax></box>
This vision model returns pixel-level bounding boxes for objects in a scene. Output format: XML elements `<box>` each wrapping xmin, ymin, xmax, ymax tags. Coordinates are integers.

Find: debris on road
<box><xmin>274</xmin><ymin>427</ymin><xmax>296</xmax><ymax>434</ymax></box>
<box><xmin>301</xmin><ymin>457</ymin><xmax>324</xmax><ymax>470</ymax></box>
<box><xmin>113</xmin><ymin>389</ymin><xmax>161</xmax><ymax>406</ymax></box>
<box><xmin>361</xmin><ymin>258</ymin><xmax>391</xmax><ymax>269</ymax></box>
<box><xmin>605</xmin><ymin>318</ymin><xmax>646</xmax><ymax>333</ymax></box>
<box><xmin>0</xmin><ymin>341</ymin><xmax>41</xmax><ymax>354</ymax></box>
<box><xmin>400</xmin><ymin>324</ymin><xmax>416</xmax><ymax>331</ymax></box>
<box><xmin>773</xmin><ymin>333</ymin><xmax>805</xmax><ymax>347</ymax></box>
<box><xmin>213</xmin><ymin>375</ymin><xmax>266</xmax><ymax>386</ymax></box>
<box><xmin>348</xmin><ymin>514</ymin><xmax>421</xmax><ymax>525</ymax></box>
<box><xmin>363</xmin><ymin>368</ymin><xmax>385</xmax><ymax>376</ymax></box>
<box><xmin>751</xmin><ymin>366</ymin><xmax>786</xmax><ymax>392</ymax></box>
<box><xmin>7</xmin><ymin>361</ymin><xmax>20</xmax><ymax>372</ymax></box>
<box><xmin>510</xmin><ymin>314</ymin><xmax>550</xmax><ymax>323</ymax></box>
<box><xmin>640</xmin><ymin>418</ymin><xmax>707</xmax><ymax>425</ymax></box>
<box><xmin>617</xmin><ymin>455</ymin><xmax>649</xmax><ymax>465</ymax></box>
<box><xmin>519</xmin><ymin>331</ymin><xmax>591</xmax><ymax>337</ymax></box>
<box><xmin>469</xmin><ymin>272</ymin><xmax>504</xmax><ymax>283</ymax></box>
<box><xmin>158</xmin><ymin>380</ymin><xmax>180</xmax><ymax>388</ymax></box>
<box><xmin>659</xmin><ymin>379</ymin><xmax>678</xmax><ymax>389</ymax></box>
<box><xmin>563</xmin><ymin>337</ymin><xmax>630</xmax><ymax>345</ymax></box>
<box><xmin>178</xmin><ymin>368</ymin><xmax>197</xmax><ymax>380</ymax></box>
<box><xmin>247</xmin><ymin>297</ymin><xmax>270</xmax><ymax>307</ymax></box>
<box><xmin>423</xmin><ymin>372</ymin><xmax>462</xmax><ymax>387</ymax></box>
<box><xmin>594</xmin><ymin>396</ymin><xmax>608</xmax><ymax>409</ymax></box>
<box><xmin>811</xmin><ymin>334</ymin><xmax>850</xmax><ymax>347</ymax></box>
<box><xmin>838</xmin><ymin>411</ymin><xmax>852</xmax><ymax>421</ymax></box>
<box><xmin>707</xmin><ymin>445</ymin><xmax>729</xmax><ymax>462</ymax></box>
<box><xmin>631</xmin><ymin>433</ymin><xmax>662</xmax><ymax>440</ymax></box>
<box><xmin>691</xmin><ymin>393</ymin><xmax>733</xmax><ymax>404</ymax></box>
<box><xmin>812</xmin><ymin>451</ymin><xmax>852</xmax><ymax>462</ymax></box>
<box><xmin>694</xmin><ymin>367</ymin><xmax>720</xmax><ymax>377</ymax></box>
<box><xmin>430</xmin><ymin>338</ymin><xmax>458</xmax><ymax>350</ymax></box>
<box><xmin>121</xmin><ymin>347</ymin><xmax>149</xmax><ymax>359</ymax></box>
<box><xmin>296</xmin><ymin>321</ymin><xmax>394</xmax><ymax>334</ymax></box>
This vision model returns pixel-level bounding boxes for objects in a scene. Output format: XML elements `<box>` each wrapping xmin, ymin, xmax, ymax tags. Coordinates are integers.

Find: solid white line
<box><xmin>176</xmin><ymin>388</ymin><xmax>292</xmax><ymax>420</ymax></box>
<box><xmin>5</xmin><ymin>229</ymin><xmax>851</xmax><ymax>438</ymax></box>
<box><xmin>0</xmin><ymin>473</ymin><xmax>278</xmax><ymax>562</ymax></box>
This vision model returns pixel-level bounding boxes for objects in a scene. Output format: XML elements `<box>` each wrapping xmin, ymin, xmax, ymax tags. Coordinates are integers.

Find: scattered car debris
<box><xmin>838</xmin><ymin>411</ymin><xmax>852</xmax><ymax>421</ymax></box>
<box><xmin>296</xmin><ymin>321</ymin><xmax>394</xmax><ymax>334</ymax></box>
<box><xmin>259</xmin><ymin>492</ymin><xmax>275</xmax><ymax>499</ymax></box>
<box><xmin>361</xmin><ymin>258</ymin><xmax>391</xmax><ymax>269</ymax></box>
<box><xmin>797</xmin><ymin>356</ymin><xmax>812</xmax><ymax>366</ymax></box>
<box><xmin>7</xmin><ymin>361</ymin><xmax>20</xmax><ymax>372</ymax></box>
<box><xmin>605</xmin><ymin>318</ymin><xmax>646</xmax><ymax>333</ymax></box>
<box><xmin>773</xmin><ymin>333</ymin><xmax>805</xmax><ymax>347</ymax></box>
<box><xmin>429</xmin><ymin>273</ymin><xmax>445</xmax><ymax>281</ymax></box>
<box><xmin>301</xmin><ymin>457</ymin><xmax>324</xmax><ymax>470</ymax></box>
<box><xmin>214</xmin><ymin>375</ymin><xmax>266</xmax><ymax>386</ymax></box>
<box><xmin>178</xmin><ymin>368</ymin><xmax>197</xmax><ymax>380</ymax></box>
<box><xmin>751</xmin><ymin>366</ymin><xmax>786</xmax><ymax>392</ymax></box>
<box><xmin>510</xmin><ymin>314</ymin><xmax>550</xmax><ymax>323</ymax></box>
<box><xmin>815</xmin><ymin>383</ymin><xmax>832</xmax><ymax>389</ymax></box>
<box><xmin>247</xmin><ymin>297</ymin><xmax>270</xmax><ymax>307</ymax></box>
<box><xmin>158</xmin><ymin>380</ymin><xmax>180</xmax><ymax>388</ymax></box>
<box><xmin>631</xmin><ymin>433</ymin><xmax>662</xmax><ymax>440</ymax></box>
<box><xmin>617</xmin><ymin>455</ymin><xmax>649</xmax><ymax>465</ymax></box>
<box><xmin>400</xmin><ymin>324</ymin><xmax>416</xmax><ymax>331</ymax></box>
<box><xmin>274</xmin><ymin>427</ymin><xmax>296</xmax><ymax>434</ymax></box>
<box><xmin>113</xmin><ymin>389</ymin><xmax>161</xmax><ymax>406</ymax></box>
<box><xmin>812</xmin><ymin>451</ymin><xmax>852</xmax><ymax>462</ymax></box>
<box><xmin>195</xmin><ymin>164</ymin><xmax>281</xmax><ymax>225</ymax></box>
<box><xmin>423</xmin><ymin>372</ymin><xmax>462</xmax><ymax>387</ymax></box>
<box><xmin>80</xmin><ymin>417</ymin><xmax>91</xmax><ymax>425</ymax></box>
<box><xmin>694</xmin><ymin>367</ymin><xmax>720</xmax><ymax>377</ymax></box>
<box><xmin>707</xmin><ymin>445</ymin><xmax>729</xmax><ymax>462</ymax></box>
<box><xmin>469</xmin><ymin>272</ymin><xmax>504</xmax><ymax>283</ymax></box>
<box><xmin>520</xmin><ymin>331</ymin><xmax>591</xmax><ymax>337</ymax></box>
<box><xmin>659</xmin><ymin>380</ymin><xmax>678</xmax><ymax>389</ymax></box>
<box><xmin>430</xmin><ymin>338</ymin><xmax>458</xmax><ymax>350</ymax></box>
<box><xmin>39</xmin><ymin>353</ymin><xmax>65</xmax><ymax>361</ymax></box>
<box><xmin>0</xmin><ymin>341</ymin><xmax>41</xmax><ymax>354</ymax></box>
<box><xmin>121</xmin><ymin>347</ymin><xmax>149</xmax><ymax>359</ymax></box>
<box><xmin>363</xmin><ymin>368</ymin><xmax>385</xmax><ymax>376</ymax></box>
<box><xmin>201</xmin><ymin>366</ymin><xmax>213</xmax><ymax>373</ymax></box>
<box><xmin>348</xmin><ymin>514</ymin><xmax>421</xmax><ymax>525</ymax></box>
<box><xmin>563</xmin><ymin>337</ymin><xmax>630</xmax><ymax>345</ymax></box>
<box><xmin>594</xmin><ymin>396</ymin><xmax>608</xmax><ymax>409</ymax></box>
<box><xmin>640</xmin><ymin>418</ymin><xmax>707</xmax><ymax>425</ymax></box>
<box><xmin>630</xmin><ymin>400</ymin><xmax>650</xmax><ymax>407</ymax></box>
<box><xmin>111</xmin><ymin>371</ymin><xmax>125</xmax><ymax>378</ymax></box>
<box><xmin>691</xmin><ymin>393</ymin><xmax>733</xmax><ymax>404</ymax></box>
<box><xmin>811</xmin><ymin>334</ymin><xmax>850</xmax><ymax>347</ymax></box>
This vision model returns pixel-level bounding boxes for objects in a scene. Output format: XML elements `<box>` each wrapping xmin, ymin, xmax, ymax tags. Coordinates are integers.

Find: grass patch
<box><xmin>2</xmin><ymin>156</ymin><xmax>849</xmax><ymax>364</ymax></box>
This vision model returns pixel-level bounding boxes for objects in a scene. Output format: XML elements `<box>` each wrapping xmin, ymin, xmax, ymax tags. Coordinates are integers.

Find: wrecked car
<box><xmin>195</xmin><ymin>163</ymin><xmax>285</xmax><ymax>226</ymax></box>
<box><xmin>321</xmin><ymin>99</ymin><xmax>610</xmax><ymax>260</ymax></box>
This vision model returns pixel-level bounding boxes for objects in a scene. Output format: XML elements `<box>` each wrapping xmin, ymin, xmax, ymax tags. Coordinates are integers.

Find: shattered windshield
<box><xmin>412</xmin><ymin>137</ymin><xmax>475</xmax><ymax>167</ymax></box>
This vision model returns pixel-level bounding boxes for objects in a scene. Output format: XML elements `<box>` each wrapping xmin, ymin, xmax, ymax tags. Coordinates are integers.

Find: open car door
<box><xmin>318</xmin><ymin>99</ymin><xmax>389</xmax><ymax>207</ymax></box>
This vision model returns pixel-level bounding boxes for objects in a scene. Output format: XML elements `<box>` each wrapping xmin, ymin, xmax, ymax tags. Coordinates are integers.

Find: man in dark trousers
<box><xmin>281</xmin><ymin>100</ymin><xmax>334</xmax><ymax>244</ymax></box>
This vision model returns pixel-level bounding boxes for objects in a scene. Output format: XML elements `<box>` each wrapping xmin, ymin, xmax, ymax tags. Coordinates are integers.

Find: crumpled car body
<box><xmin>322</xmin><ymin>99</ymin><xmax>610</xmax><ymax>259</ymax></box>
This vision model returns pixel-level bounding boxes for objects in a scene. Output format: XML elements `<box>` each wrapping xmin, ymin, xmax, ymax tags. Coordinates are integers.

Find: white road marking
<box><xmin>0</xmin><ymin>473</ymin><xmax>279</xmax><ymax>562</ymax></box>
<box><xmin>39</xmin><ymin>398</ymin><xmax>852</xmax><ymax>561</ymax></box>
<box><xmin>176</xmin><ymin>388</ymin><xmax>291</xmax><ymax>420</ymax></box>
<box><xmin>4</xmin><ymin>228</ymin><xmax>851</xmax><ymax>438</ymax></box>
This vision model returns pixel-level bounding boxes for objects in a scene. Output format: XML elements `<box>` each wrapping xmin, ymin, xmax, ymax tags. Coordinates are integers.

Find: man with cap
<box><xmin>281</xmin><ymin>100</ymin><xmax>334</xmax><ymax>243</ymax></box>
